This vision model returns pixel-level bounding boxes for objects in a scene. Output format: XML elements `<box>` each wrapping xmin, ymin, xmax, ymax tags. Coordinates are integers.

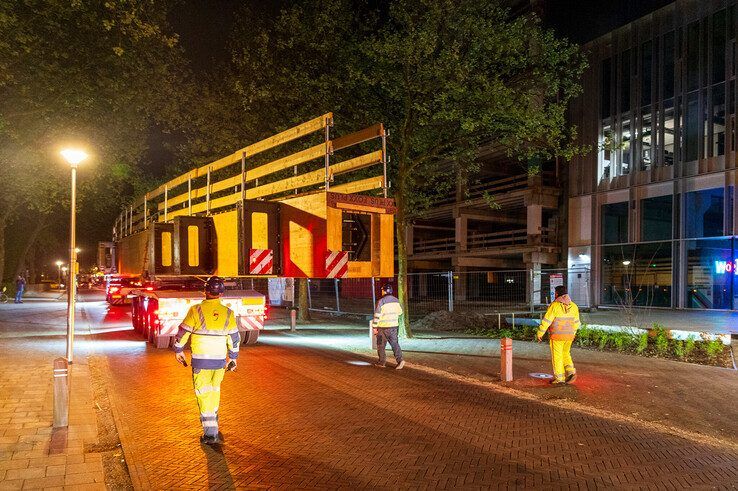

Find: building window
<box><xmin>601</xmin><ymin>58</ymin><xmax>612</xmax><ymax>119</ymax></box>
<box><xmin>620</xmin><ymin>118</ymin><xmax>631</xmax><ymax>174</ymax></box>
<box><xmin>641</xmin><ymin>41</ymin><xmax>652</xmax><ymax>107</ymax></box>
<box><xmin>663</xmin><ymin>100</ymin><xmax>675</xmax><ymax>165</ymax></box>
<box><xmin>687</xmin><ymin>21</ymin><xmax>700</xmax><ymax>91</ymax></box>
<box><xmin>620</xmin><ymin>50</ymin><xmax>631</xmax><ymax>113</ymax></box>
<box><xmin>685</xmin><ymin>238</ymin><xmax>733</xmax><ymax>309</ymax></box>
<box><xmin>685</xmin><ymin>92</ymin><xmax>699</xmax><ymax>161</ymax></box>
<box><xmin>601</xmin><ymin>202</ymin><xmax>629</xmax><ymax>244</ymax></box>
<box><xmin>663</xmin><ymin>31</ymin><xmax>675</xmax><ymax>99</ymax></box>
<box><xmin>641</xmin><ymin>113</ymin><xmax>652</xmax><ymax>170</ymax></box>
<box><xmin>641</xmin><ymin>195</ymin><xmax>672</xmax><ymax>241</ymax></box>
<box><xmin>684</xmin><ymin>188</ymin><xmax>724</xmax><ymax>238</ymax></box>
<box><xmin>713</xmin><ymin>9</ymin><xmax>727</xmax><ymax>84</ymax></box>
<box><xmin>601</xmin><ymin>243</ymin><xmax>672</xmax><ymax>308</ymax></box>
<box><xmin>600</xmin><ymin>124</ymin><xmax>613</xmax><ymax>181</ymax></box>
<box><xmin>712</xmin><ymin>82</ymin><xmax>726</xmax><ymax>156</ymax></box>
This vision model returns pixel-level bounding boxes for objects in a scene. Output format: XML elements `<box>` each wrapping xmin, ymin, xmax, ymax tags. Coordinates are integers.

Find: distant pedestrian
<box><xmin>173</xmin><ymin>276</ymin><xmax>240</xmax><ymax>445</ymax></box>
<box><xmin>372</xmin><ymin>284</ymin><xmax>404</xmax><ymax>369</ymax></box>
<box><xmin>537</xmin><ymin>285</ymin><xmax>580</xmax><ymax>385</ymax></box>
<box><xmin>14</xmin><ymin>276</ymin><xmax>25</xmax><ymax>304</ymax></box>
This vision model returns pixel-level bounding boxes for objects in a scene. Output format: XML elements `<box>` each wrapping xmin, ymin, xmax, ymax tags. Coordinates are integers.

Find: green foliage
<box><xmin>612</xmin><ymin>332</ymin><xmax>631</xmax><ymax>352</ymax></box>
<box><xmin>0</xmin><ymin>0</ymin><xmax>188</xmax><ymax>280</ymax></box>
<box><xmin>576</xmin><ymin>325</ymin><xmax>592</xmax><ymax>347</ymax></box>
<box><xmin>653</xmin><ymin>325</ymin><xmax>669</xmax><ymax>357</ymax></box>
<box><xmin>705</xmin><ymin>340</ymin><xmax>724</xmax><ymax>361</ymax></box>
<box><xmin>684</xmin><ymin>336</ymin><xmax>696</xmax><ymax>358</ymax></box>
<box><xmin>597</xmin><ymin>331</ymin><xmax>609</xmax><ymax>350</ymax></box>
<box><xmin>673</xmin><ymin>340</ymin><xmax>685</xmax><ymax>360</ymax></box>
<box><xmin>636</xmin><ymin>332</ymin><xmax>649</xmax><ymax>354</ymax></box>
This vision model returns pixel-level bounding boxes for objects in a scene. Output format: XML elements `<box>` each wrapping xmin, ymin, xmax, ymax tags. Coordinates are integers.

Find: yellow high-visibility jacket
<box><xmin>174</xmin><ymin>299</ymin><xmax>240</xmax><ymax>369</ymax></box>
<box><xmin>537</xmin><ymin>295</ymin><xmax>581</xmax><ymax>341</ymax></box>
<box><xmin>372</xmin><ymin>294</ymin><xmax>403</xmax><ymax>328</ymax></box>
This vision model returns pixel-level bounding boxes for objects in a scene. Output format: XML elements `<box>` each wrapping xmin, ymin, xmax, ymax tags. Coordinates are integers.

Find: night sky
<box><xmin>170</xmin><ymin>0</ymin><xmax>676</xmax><ymax>73</ymax></box>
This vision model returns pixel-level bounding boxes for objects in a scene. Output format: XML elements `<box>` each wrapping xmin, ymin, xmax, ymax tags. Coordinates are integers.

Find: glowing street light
<box><xmin>622</xmin><ymin>260</ymin><xmax>631</xmax><ymax>266</ymax></box>
<box><xmin>61</xmin><ymin>148</ymin><xmax>88</xmax><ymax>364</ymax></box>
<box><xmin>55</xmin><ymin>260</ymin><xmax>63</xmax><ymax>284</ymax></box>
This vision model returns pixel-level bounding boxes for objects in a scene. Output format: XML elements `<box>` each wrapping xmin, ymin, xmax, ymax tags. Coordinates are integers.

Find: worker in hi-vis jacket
<box><xmin>174</xmin><ymin>276</ymin><xmax>239</xmax><ymax>444</ymax></box>
<box><xmin>372</xmin><ymin>283</ymin><xmax>405</xmax><ymax>370</ymax></box>
<box><xmin>537</xmin><ymin>285</ymin><xmax>581</xmax><ymax>385</ymax></box>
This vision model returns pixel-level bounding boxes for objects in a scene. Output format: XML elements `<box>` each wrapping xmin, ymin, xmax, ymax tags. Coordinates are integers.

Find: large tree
<box><xmin>0</xmin><ymin>0</ymin><xmax>186</xmax><ymax>282</ymax></box>
<box><xmin>227</xmin><ymin>0</ymin><xmax>586</xmax><ymax>336</ymax></box>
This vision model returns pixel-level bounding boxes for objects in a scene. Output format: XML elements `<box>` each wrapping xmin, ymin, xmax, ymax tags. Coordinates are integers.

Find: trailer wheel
<box><xmin>241</xmin><ymin>330</ymin><xmax>259</xmax><ymax>345</ymax></box>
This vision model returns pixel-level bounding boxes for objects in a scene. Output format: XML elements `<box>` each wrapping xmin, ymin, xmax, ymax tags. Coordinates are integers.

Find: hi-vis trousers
<box><xmin>549</xmin><ymin>339</ymin><xmax>575</xmax><ymax>383</ymax></box>
<box><xmin>193</xmin><ymin>368</ymin><xmax>225</xmax><ymax>437</ymax></box>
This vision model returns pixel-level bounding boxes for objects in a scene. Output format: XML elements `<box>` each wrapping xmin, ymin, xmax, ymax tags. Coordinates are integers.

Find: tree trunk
<box><xmin>0</xmin><ymin>209</ymin><xmax>12</xmax><ymax>284</ymax></box>
<box><xmin>298</xmin><ymin>277</ymin><xmax>311</xmax><ymax>322</ymax></box>
<box><xmin>15</xmin><ymin>215</ymin><xmax>46</xmax><ymax>280</ymax></box>
<box><xmin>395</xmin><ymin>195</ymin><xmax>413</xmax><ymax>339</ymax></box>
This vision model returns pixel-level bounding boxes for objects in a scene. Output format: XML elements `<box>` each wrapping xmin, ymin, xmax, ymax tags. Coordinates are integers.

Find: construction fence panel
<box><xmin>305</xmin><ymin>268</ymin><xmax>591</xmax><ymax>319</ymax></box>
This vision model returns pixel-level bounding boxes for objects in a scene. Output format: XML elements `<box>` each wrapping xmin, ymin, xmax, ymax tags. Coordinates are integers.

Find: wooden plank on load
<box><xmin>330</xmin><ymin>176</ymin><xmax>385</xmax><ymax>194</ymax></box>
<box><xmin>159</xmin><ymin>173</ymin><xmax>242</xmax><ymax>211</ymax></box>
<box><xmin>246</xmin><ymin>142</ymin><xmax>327</xmax><ymax>183</ymax></box>
<box><xmin>148</xmin><ymin>113</ymin><xmax>332</xmax><ymax>199</ymax></box>
<box><xmin>331</xmin><ymin>123</ymin><xmax>384</xmax><ymax>152</ymax></box>
<box><xmin>246</xmin><ymin>150</ymin><xmax>382</xmax><ymax>200</ymax></box>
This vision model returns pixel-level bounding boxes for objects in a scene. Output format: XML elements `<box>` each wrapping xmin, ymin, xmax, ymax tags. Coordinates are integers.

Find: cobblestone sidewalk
<box><xmin>0</xmin><ymin>337</ymin><xmax>105</xmax><ymax>490</ymax></box>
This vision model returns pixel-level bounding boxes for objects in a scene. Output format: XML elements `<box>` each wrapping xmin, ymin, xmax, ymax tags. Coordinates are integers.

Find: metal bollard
<box><xmin>369</xmin><ymin>321</ymin><xmax>374</xmax><ymax>349</ymax></box>
<box><xmin>500</xmin><ymin>338</ymin><xmax>513</xmax><ymax>382</ymax></box>
<box><xmin>53</xmin><ymin>358</ymin><xmax>69</xmax><ymax>428</ymax></box>
<box><xmin>290</xmin><ymin>308</ymin><xmax>297</xmax><ymax>332</ymax></box>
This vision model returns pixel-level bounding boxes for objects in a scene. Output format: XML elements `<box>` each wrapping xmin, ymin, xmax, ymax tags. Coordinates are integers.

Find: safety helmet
<box><xmin>205</xmin><ymin>276</ymin><xmax>225</xmax><ymax>296</ymax></box>
<box><xmin>381</xmin><ymin>283</ymin><xmax>393</xmax><ymax>296</ymax></box>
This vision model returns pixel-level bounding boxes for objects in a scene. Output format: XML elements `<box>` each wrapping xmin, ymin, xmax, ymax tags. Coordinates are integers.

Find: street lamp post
<box><xmin>60</xmin><ymin>148</ymin><xmax>88</xmax><ymax>364</ymax></box>
<box><xmin>56</xmin><ymin>260</ymin><xmax>63</xmax><ymax>285</ymax></box>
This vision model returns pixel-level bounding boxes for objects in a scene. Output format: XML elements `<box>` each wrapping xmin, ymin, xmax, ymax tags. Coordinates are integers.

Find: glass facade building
<box><xmin>567</xmin><ymin>0</ymin><xmax>738</xmax><ymax>311</ymax></box>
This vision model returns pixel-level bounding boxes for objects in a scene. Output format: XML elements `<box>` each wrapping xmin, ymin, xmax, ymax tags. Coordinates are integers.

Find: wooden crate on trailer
<box><xmin>280</xmin><ymin>191</ymin><xmax>395</xmax><ymax>279</ymax></box>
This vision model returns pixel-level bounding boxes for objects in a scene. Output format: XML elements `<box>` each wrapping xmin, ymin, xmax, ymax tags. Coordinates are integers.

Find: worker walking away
<box><xmin>536</xmin><ymin>285</ymin><xmax>580</xmax><ymax>385</ymax></box>
<box><xmin>174</xmin><ymin>277</ymin><xmax>240</xmax><ymax>445</ymax></box>
<box><xmin>372</xmin><ymin>284</ymin><xmax>405</xmax><ymax>369</ymax></box>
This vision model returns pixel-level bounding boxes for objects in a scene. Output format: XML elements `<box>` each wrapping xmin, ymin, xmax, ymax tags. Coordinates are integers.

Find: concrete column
<box><xmin>527</xmin><ymin>204</ymin><xmax>543</xmax><ymax>241</ymax></box>
<box><xmin>526</xmin><ymin>262</ymin><xmax>542</xmax><ymax>309</ymax></box>
<box><xmin>455</xmin><ymin>215</ymin><xmax>468</xmax><ymax>252</ymax></box>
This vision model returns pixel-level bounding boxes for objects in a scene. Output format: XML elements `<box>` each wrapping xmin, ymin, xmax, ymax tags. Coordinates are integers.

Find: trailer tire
<box><xmin>240</xmin><ymin>330</ymin><xmax>259</xmax><ymax>345</ymax></box>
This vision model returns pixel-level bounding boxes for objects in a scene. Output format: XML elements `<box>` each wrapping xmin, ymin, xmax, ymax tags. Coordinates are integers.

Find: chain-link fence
<box><xmin>306</xmin><ymin>268</ymin><xmax>591</xmax><ymax>320</ymax></box>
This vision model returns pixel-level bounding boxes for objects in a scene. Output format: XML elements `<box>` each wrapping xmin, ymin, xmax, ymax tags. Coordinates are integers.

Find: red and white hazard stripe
<box><xmin>239</xmin><ymin>315</ymin><xmax>264</xmax><ymax>331</ymax></box>
<box><xmin>249</xmin><ymin>248</ymin><xmax>273</xmax><ymax>275</ymax></box>
<box><xmin>325</xmin><ymin>250</ymin><xmax>349</xmax><ymax>278</ymax></box>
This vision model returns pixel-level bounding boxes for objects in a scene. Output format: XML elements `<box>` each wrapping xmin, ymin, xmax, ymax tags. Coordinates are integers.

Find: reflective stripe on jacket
<box><xmin>372</xmin><ymin>295</ymin><xmax>402</xmax><ymax>328</ymax></box>
<box><xmin>173</xmin><ymin>299</ymin><xmax>240</xmax><ymax>369</ymax></box>
<box><xmin>537</xmin><ymin>295</ymin><xmax>581</xmax><ymax>341</ymax></box>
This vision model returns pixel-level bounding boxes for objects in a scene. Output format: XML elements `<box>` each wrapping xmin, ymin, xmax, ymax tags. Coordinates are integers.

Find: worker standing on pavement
<box><xmin>14</xmin><ymin>275</ymin><xmax>25</xmax><ymax>304</ymax></box>
<box><xmin>537</xmin><ymin>285</ymin><xmax>580</xmax><ymax>385</ymax></box>
<box><xmin>372</xmin><ymin>284</ymin><xmax>405</xmax><ymax>370</ymax></box>
<box><xmin>173</xmin><ymin>277</ymin><xmax>240</xmax><ymax>445</ymax></box>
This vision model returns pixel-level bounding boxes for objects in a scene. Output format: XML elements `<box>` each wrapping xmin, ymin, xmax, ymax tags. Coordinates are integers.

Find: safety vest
<box><xmin>372</xmin><ymin>294</ymin><xmax>403</xmax><ymax>328</ymax></box>
<box><xmin>537</xmin><ymin>296</ymin><xmax>581</xmax><ymax>341</ymax></box>
<box><xmin>173</xmin><ymin>299</ymin><xmax>240</xmax><ymax>369</ymax></box>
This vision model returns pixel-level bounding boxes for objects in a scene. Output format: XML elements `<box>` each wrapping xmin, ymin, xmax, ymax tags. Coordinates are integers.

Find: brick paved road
<box><xmin>100</xmin><ymin>328</ymin><xmax>738</xmax><ymax>489</ymax></box>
